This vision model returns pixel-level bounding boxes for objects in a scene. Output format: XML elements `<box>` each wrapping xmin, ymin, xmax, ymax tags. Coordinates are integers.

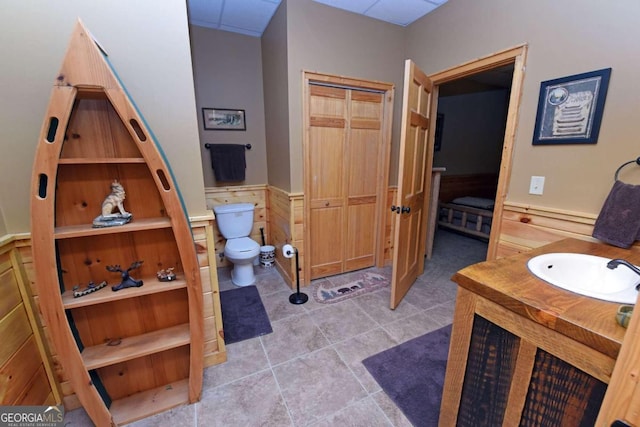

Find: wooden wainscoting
<box><xmin>0</xmin><ymin>235</ymin><xmax>60</xmax><ymax>407</ymax></box>
<box><xmin>496</xmin><ymin>201</ymin><xmax>600</xmax><ymax>258</ymax></box>
<box><xmin>205</xmin><ymin>185</ymin><xmax>305</xmax><ymax>287</ymax></box>
<box><xmin>205</xmin><ymin>184</ymin><xmax>394</xmax><ymax>287</ymax></box>
<box><xmin>268</xmin><ymin>186</ymin><xmax>304</xmax><ymax>287</ymax></box>
<box><xmin>190</xmin><ymin>216</ymin><xmax>227</xmax><ymax>368</ymax></box>
<box><xmin>205</xmin><ymin>185</ymin><xmax>268</xmax><ymax>269</ymax></box>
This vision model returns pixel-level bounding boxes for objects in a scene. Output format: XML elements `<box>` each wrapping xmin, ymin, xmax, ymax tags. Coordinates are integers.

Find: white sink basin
<box><xmin>527</xmin><ymin>253</ymin><xmax>640</xmax><ymax>304</ymax></box>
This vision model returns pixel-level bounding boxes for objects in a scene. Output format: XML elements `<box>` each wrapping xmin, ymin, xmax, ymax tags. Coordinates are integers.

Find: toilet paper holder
<box><xmin>283</xmin><ymin>244</ymin><xmax>308</xmax><ymax>305</ymax></box>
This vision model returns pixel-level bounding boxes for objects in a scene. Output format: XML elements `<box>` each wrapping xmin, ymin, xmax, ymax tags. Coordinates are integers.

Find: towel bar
<box><xmin>204</xmin><ymin>143</ymin><xmax>251</xmax><ymax>150</ymax></box>
<box><xmin>614</xmin><ymin>157</ymin><xmax>640</xmax><ymax>181</ymax></box>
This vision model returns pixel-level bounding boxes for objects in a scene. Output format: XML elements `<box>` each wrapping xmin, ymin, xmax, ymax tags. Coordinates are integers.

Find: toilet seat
<box><xmin>225</xmin><ymin>237</ymin><xmax>260</xmax><ymax>257</ymax></box>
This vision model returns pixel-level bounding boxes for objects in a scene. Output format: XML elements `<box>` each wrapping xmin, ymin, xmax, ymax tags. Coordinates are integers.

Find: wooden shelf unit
<box><xmin>30</xmin><ymin>21</ymin><xmax>204</xmax><ymax>426</ymax></box>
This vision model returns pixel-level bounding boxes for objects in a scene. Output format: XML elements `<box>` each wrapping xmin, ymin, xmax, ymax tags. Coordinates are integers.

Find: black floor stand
<box><xmin>288</xmin><ymin>247</ymin><xmax>308</xmax><ymax>305</ymax></box>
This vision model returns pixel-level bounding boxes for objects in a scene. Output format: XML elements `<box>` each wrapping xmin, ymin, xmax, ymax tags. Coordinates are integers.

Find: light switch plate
<box><xmin>529</xmin><ymin>176</ymin><xmax>545</xmax><ymax>195</ymax></box>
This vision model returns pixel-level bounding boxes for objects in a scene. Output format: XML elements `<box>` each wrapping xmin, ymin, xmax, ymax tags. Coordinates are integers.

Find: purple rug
<box><xmin>220</xmin><ymin>285</ymin><xmax>272</xmax><ymax>345</ymax></box>
<box><xmin>362</xmin><ymin>324</ymin><xmax>452</xmax><ymax>427</ymax></box>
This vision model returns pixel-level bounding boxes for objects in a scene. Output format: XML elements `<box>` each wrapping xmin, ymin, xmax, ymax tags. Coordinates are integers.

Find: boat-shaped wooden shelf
<box><xmin>54</xmin><ymin>217</ymin><xmax>172</xmax><ymax>239</ymax></box>
<box><xmin>30</xmin><ymin>20</ymin><xmax>204</xmax><ymax>426</ymax></box>
<box><xmin>61</xmin><ymin>275</ymin><xmax>188</xmax><ymax>309</ymax></box>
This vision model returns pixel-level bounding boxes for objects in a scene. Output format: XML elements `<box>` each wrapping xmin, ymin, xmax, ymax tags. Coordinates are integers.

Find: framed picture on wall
<box><xmin>202</xmin><ymin>108</ymin><xmax>246</xmax><ymax>131</ymax></box>
<box><xmin>434</xmin><ymin>113</ymin><xmax>445</xmax><ymax>151</ymax></box>
<box><xmin>532</xmin><ymin>68</ymin><xmax>611</xmax><ymax>145</ymax></box>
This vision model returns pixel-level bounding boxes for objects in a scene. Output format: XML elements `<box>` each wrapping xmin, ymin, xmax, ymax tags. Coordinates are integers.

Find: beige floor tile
<box><xmin>403</xmin><ymin>279</ymin><xmax>457</xmax><ymax>310</ymax></box>
<box><xmin>310</xmin><ymin>396</ymin><xmax>393</xmax><ymax>427</ymax></box>
<box><xmin>383</xmin><ymin>309</ymin><xmax>443</xmax><ymax>344</ymax></box>
<box><xmin>203</xmin><ymin>337</ymin><xmax>269</xmax><ymax>389</ymax></box>
<box><xmin>333</xmin><ymin>327</ymin><xmax>399</xmax><ymax>393</ymax></box>
<box><xmin>351</xmin><ymin>289</ymin><xmax>420</xmax><ymax>325</ymax></box>
<box><xmin>262</xmin><ymin>312</ymin><xmax>330</xmax><ymax>366</ymax></box>
<box><xmin>370</xmin><ymin>391</ymin><xmax>414</xmax><ymax>427</ymax></box>
<box><xmin>261</xmin><ymin>289</ymin><xmax>309</xmax><ymax>322</ymax></box>
<box><xmin>273</xmin><ymin>347</ymin><xmax>367</xmax><ymax>425</ymax></box>
<box><xmin>308</xmin><ymin>300</ymin><xmax>377</xmax><ymax>344</ymax></box>
<box><xmin>62</xmin><ymin>408</ymin><xmax>92</xmax><ymax>427</ymax></box>
<box><xmin>198</xmin><ymin>369</ymin><xmax>292</xmax><ymax>427</ymax></box>
<box><xmin>254</xmin><ymin>270</ymin><xmax>292</xmax><ymax>296</ymax></box>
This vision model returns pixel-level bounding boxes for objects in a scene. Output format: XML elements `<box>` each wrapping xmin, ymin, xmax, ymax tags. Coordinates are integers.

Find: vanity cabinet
<box><xmin>440</xmin><ymin>238</ymin><xmax>632</xmax><ymax>426</ymax></box>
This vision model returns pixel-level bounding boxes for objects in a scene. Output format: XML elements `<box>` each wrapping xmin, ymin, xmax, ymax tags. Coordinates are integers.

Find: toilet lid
<box><xmin>227</xmin><ymin>237</ymin><xmax>259</xmax><ymax>252</ymax></box>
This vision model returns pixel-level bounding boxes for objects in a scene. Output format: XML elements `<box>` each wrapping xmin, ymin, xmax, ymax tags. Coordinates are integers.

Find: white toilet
<box><xmin>213</xmin><ymin>203</ymin><xmax>260</xmax><ymax>286</ymax></box>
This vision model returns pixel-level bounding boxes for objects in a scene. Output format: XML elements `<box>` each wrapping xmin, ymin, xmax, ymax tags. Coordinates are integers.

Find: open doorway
<box><xmin>431</xmin><ymin>64</ymin><xmax>514</xmax><ymax>259</ymax></box>
<box><xmin>428</xmin><ymin>45</ymin><xmax>528</xmax><ymax>261</ymax></box>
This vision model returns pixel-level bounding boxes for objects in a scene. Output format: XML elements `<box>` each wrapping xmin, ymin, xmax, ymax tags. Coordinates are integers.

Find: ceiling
<box><xmin>187</xmin><ymin>0</ymin><xmax>448</xmax><ymax>37</ymax></box>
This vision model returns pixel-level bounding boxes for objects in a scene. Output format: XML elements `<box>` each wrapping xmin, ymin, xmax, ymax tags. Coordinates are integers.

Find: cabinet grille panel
<box><xmin>519</xmin><ymin>348</ymin><xmax>606</xmax><ymax>427</ymax></box>
<box><xmin>457</xmin><ymin>315</ymin><xmax>519</xmax><ymax>426</ymax></box>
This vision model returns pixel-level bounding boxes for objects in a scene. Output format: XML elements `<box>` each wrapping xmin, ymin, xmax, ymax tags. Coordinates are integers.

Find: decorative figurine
<box><xmin>72</xmin><ymin>280</ymin><xmax>107</xmax><ymax>298</ymax></box>
<box><xmin>157</xmin><ymin>267</ymin><xmax>176</xmax><ymax>282</ymax></box>
<box><xmin>108</xmin><ymin>261</ymin><xmax>144</xmax><ymax>291</ymax></box>
<box><xmin>92</xmin><ymin>180</ymin><xmax>133</xmax><ymax>228</ymax></box>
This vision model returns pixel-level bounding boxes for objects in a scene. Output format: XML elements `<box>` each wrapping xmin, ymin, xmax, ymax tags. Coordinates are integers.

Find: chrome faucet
<box><xmin>607</xmin><ymin>258</ymin><xmax>640</xmax><ymax>290</ymax></box>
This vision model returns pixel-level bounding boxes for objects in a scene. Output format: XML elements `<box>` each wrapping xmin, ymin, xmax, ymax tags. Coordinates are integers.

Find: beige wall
<box><xmin>262</xmin><ymin>2</ymin><xmax>292</xmax><ymax>191</ymax></box>
<box><xmin>407</xmin><ymin>0</ymin><xmax>640</xmax><ymax>214</ymax></box>
<box><xmin>0</xmin><ymin>207</ymin><xmax>6</xmax><ymax>238</ymax></box>
<box><xmin>190</xmin><ymin>26</ymin><xmax>268</xmax><ymax>187</ymax></box>
<box><xmin>0</xmin><ymin>1</ymin><xmax>207</xmax><ymax>234</ymax></box>
<box><xmin>434</xmin><ymin>90</ymin><xmax>509</xmax><ymax>176</ymax></box>
<box><xmin>285</xmin><ymin>0</ymin><xmax>407</xmax><ymax>192</ymax></box>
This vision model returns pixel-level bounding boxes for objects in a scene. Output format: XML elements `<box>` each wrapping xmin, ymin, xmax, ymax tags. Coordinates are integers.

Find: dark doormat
<box><xmin>220</xmin><ymin>285</ymin><xmax>273</xmax><ymax>345</ymax></box>
<box><xmin>362</xmin><ymin>324</ymin><xmax>451</xmax><ymax>427</ymax></box>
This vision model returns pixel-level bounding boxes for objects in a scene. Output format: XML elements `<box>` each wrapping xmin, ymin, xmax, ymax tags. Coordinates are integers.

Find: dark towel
<box><xmin>206</xmin><ymin>144</ymin><xmax>246</xmax><ymax>181</ymax></box>
<box><xmin>592</xmin><ymin>180</ymin><xmax>640</xmax><ymax>248</ymax></box>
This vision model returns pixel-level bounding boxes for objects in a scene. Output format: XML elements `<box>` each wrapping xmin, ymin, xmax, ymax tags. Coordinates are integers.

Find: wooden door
<box><xmin>306</xmin><ymin>82</ymin><xmax>386</xmax><ymax>279</ymax></box>
<box><xmin>390</xmin><ymin>60</ymin><xmax>433</xmax><ymax>309</ymax></box>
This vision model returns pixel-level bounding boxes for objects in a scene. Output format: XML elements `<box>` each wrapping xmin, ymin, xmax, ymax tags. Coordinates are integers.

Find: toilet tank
<box><xmin>212</xmin><ymin>203</ymin><xmax>255</xmax><ymax>239</ymax></box>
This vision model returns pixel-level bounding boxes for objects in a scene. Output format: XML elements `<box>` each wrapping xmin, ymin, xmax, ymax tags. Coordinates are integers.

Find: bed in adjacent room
<box><xmin>437</xmin><ymin>173</ymin><xmax>498</xmax><ymax>241</ymax></box>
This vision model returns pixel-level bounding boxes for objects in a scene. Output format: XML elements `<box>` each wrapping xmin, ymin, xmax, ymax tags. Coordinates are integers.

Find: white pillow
<box><xmin>451</xmin><ymin>196</ymin><xmax>494</xmax><ymax>210</ymax></box>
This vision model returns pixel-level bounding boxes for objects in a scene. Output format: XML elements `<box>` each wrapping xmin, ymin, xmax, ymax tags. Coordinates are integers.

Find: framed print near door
<box><xmin>532</xmin><ymin>68</ymin><xmax>611</xmax><ymax>145</ymax></box>
<box><xmin>202</xmin><ymin>108</ymin><xmax>246</xmax><ymax>131</ymax></box>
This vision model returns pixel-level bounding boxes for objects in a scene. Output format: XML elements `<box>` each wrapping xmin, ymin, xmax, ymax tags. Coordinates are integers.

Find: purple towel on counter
<box><xmin>592</xmin><ymin>180</ymin><xmax>640</xmax><ymax>248</ymax></box>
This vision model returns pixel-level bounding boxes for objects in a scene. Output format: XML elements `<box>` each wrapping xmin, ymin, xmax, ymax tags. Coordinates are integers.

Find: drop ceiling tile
<box><xmin>312</xmin><ymin>0</ymin><xmax>378</xmax><ymax>14</ymax></box>
<box><xmin>188</xmin><ymin>0</ymin><xmax>224</xmax><ymax>26</ymax></box>
<box><xmin>222</xmin><ymin>0</ymin><xmax>280</xmax><ymax>34</ymax></box>
<box><xmin>218</xmin><ymin>24</ymin><xmax>262</xmax><ymax>38</ymax></box>
<box><xmin>366</xmin><ymin>0</ymin><xmax>438</xmax><ymax>26</ymax></box>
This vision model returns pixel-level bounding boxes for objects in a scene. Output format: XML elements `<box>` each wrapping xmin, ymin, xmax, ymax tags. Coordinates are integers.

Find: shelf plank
<box><xmin>55</xmin><ymin>217</ymin><xmax>172</xmax><ymax>239</ymax></box>
<box><xmin>59</xmin><ymin>157</ymin><xmax>146</xmax><ymax>164</ymax></box>
<box><xmin>110</xmin><ymin>378</ymin><xmax>189</xmax><ymax>426</ymax></box>
<box><xmin>82</xmin><ymin>323</ymin><xmax>190</xmax><ymax>370</ymax></box>
<box><xmin>62</xmin><ymin>277</ymin><xmax>187</xmax><ymax>309</ymax></box>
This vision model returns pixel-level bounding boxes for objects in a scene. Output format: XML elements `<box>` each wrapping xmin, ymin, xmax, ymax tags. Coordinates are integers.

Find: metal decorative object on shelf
<box><xmin>157</xmin><ymin>267</ymin><xmax>176</xmax><ymax>282</ymax></box>
<box><xmin>108</xmin><ymin>261</ymin><xmax>144</xmax><ymax>291</ymax></box>
<box><xmin>93</xmin><ymin>180</ymin><xmax>133</xmax><ymax>228</ymax></box>
<box><xmin>72</xmin><ymin>280</ymin><xmax>108</xmax><ymax>298</ymax></box>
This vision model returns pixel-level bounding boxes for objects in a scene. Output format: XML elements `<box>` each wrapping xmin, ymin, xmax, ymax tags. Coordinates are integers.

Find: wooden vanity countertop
<box><xmin>452</xmin><ymin>238</ymin><xmax>639</xmax><ymax>359</ymax></box>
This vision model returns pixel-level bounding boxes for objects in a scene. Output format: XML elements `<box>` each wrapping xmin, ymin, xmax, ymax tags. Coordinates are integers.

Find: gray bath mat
<box><xmin>220</xmin><ymin>285</ymin><xmax>273</xmax><ymax>344</ymax></box>
<box><xmin>362</xmin><ymin>324</ymin><xmax>451</xmax><ymax>426</ymax></box>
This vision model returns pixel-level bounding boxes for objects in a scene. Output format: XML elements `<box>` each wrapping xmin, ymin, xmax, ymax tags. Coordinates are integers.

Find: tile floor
<box><xmin>64</xmin><ymin>231</ymin><xmax>487</xmax><ymax>426</ymax></box>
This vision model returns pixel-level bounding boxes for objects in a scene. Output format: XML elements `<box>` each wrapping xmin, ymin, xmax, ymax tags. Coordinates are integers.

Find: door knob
<box><xmin>391</xmin><ymin>205</ymin><xmax>399</xmax><ymax>213</ymax></box>
<box><xmin>401</xmin><ymin>206</ymin><xmax>411</xmax><ymax>214</ymax></box>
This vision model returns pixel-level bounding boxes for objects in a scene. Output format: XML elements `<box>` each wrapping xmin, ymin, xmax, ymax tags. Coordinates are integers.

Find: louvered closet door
<box><xmin>308</xmin><ymin>84</ymin><xmax>384</xmax><ymax>279</ymax></box>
